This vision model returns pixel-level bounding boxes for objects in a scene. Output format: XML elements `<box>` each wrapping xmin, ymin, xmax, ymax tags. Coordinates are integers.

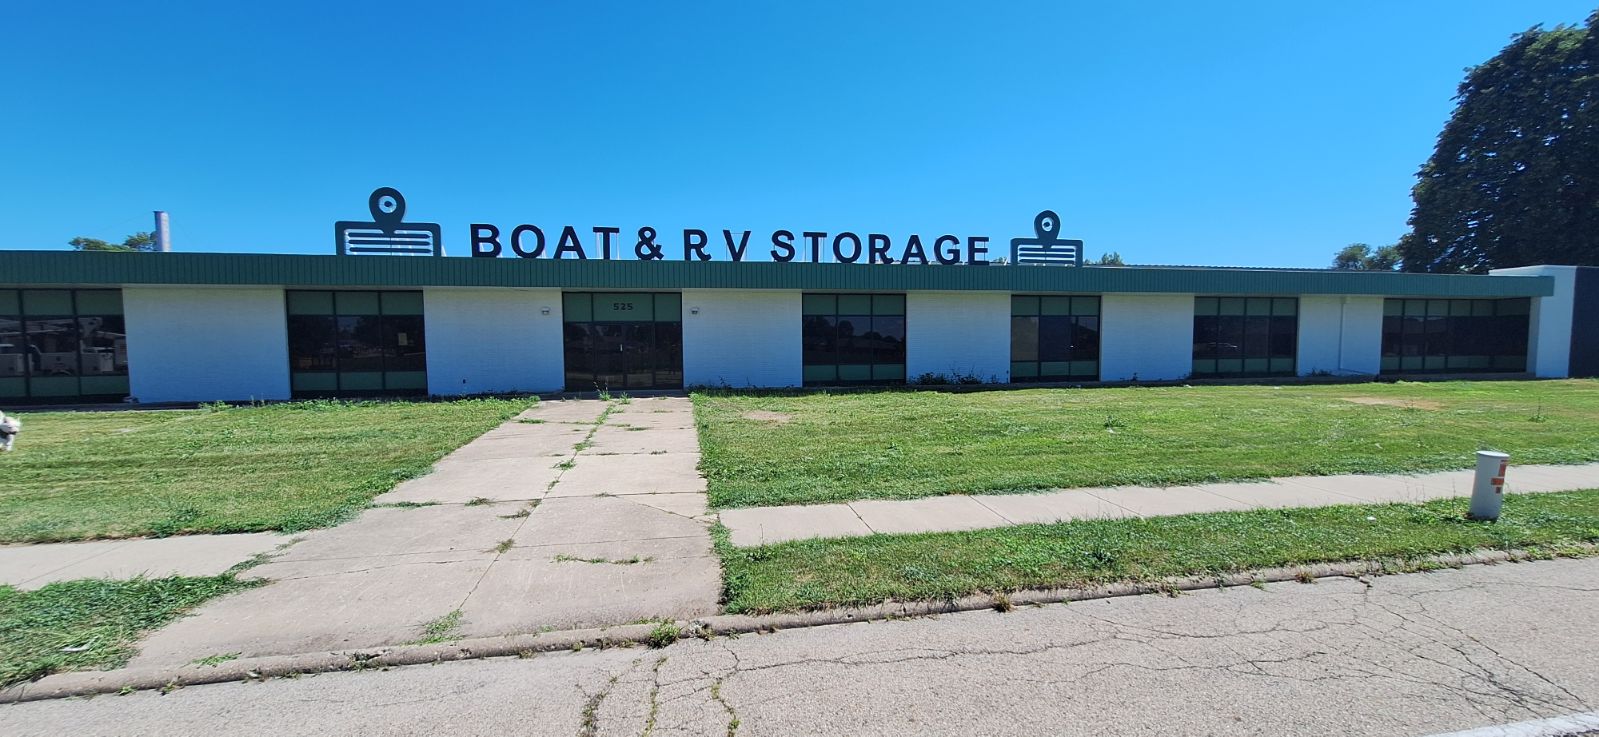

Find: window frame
<box><xmin>0</xmin><ymin>288</ymin><xmax>129</xmax><ymax>402</ymax></box>
<box><xmin>1010</xmin><ymin>295</ymin><xmax>1101</xmax><ymax>382</ymax></box>
<box><xmin>801</xmin><ymin>293</ymin><xmax>907</xmax><ymax>386</ymax></box>
<box><xmin>1380</xmin><ymin>298</ymin><xmax>1529</xmax><ymax>375</ymax></box>
<box><xmin>285</xmin><ymin>290</ymin><xmax>427</xmax><ymax>397</ymax></box>
<box><xmin>1191</xmin><ymin>296</ymin><xmax>1298</xmax><ymax>378</ymax></box>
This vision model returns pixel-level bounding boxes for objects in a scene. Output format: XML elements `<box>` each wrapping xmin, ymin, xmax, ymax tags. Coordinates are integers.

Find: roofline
<box><xmin>0</xmin><ymin>251</ymin><xmax>1556</xmax><ymax>298</ymax></box>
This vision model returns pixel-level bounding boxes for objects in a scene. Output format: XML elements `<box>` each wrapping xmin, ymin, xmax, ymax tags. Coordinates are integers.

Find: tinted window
<box><xmin>286</xmin><ymin>291</ymin><xmax>426</xmax><ymax>396</ymax></box>
<box><xmin>1010</xmin><ymin>296</ymin><xmax>1100</xmax><ymax>381</ymax></box>
<box><xmin>1192</xmin><ymin>296</ymin><xmax>1296</xmax><ymax>378</ymax></box>
<box><xmin>803</xmin><ymin>293</ymin><xmax>907</xmax><ymax>385</ymax></box>
<box><xmin>1379</xmin><ymin>298</ymin><xmax>1529</xmax><ymax>374</ymax></box>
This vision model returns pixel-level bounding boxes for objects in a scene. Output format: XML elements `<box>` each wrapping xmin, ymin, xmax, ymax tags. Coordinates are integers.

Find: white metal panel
<box><xmin>682</xmin><ymin>290</ymin><xmax>802</xmax><ymax>388</ymax></box>
<box><xmin>1099</xmin><ymin>293</ymin><xmax>1194</xmax><ymax>381</ymax></box>
<box><xmin>1297</xmin><ymin>295</ymin><xmax>1383</xmax><ymax>376</ymax></box>
<box><xmin>906</xmin><ymin>292</ymin><xmax>1011</xmax><ymax>383</ymax></box>
<box><xmin>124</xmin><ymin>287</ymin><xmax>291</xmax><ymax>403</ymax></box>
<box><xmin>424</xmin><ymin>288</ymin><xmax>565</xmax><ymax>395</ymax></box>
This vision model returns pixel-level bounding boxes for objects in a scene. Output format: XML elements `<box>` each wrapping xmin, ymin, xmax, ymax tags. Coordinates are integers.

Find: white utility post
<box><xmin>1469</xmin><ymin>450</ymin><xmax>1510</xmax><ymax>521</ymax></box>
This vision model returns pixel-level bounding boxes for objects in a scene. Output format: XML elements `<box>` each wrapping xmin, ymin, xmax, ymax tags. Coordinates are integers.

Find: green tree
<box><xmin>69</xmin><ymin>232</ymin><xmax>157</xmax><ymax>252</ymax></box>
<box><xmin>1092</xmin><ymin>251</ymin><xmax>1125</xmax><ymax>266</ymax></box>
<box><xmin>1332</xmin><ymin>243</ymin><xmax>1401</xmax><ymax>270</ymax></box>
<box><xmin>1401</xmin><ymin>10</ymin><xmax>1599</xmax><ymax>273</ymax></box>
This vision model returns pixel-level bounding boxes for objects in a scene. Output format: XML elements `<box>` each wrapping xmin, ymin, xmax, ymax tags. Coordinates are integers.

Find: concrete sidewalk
<box><xmin>0</xmin><ymin>533</ymin><xmax>286</xmax><ymax>590</ymax></box>
<box><xmin>719</xmin><ymin>462</ymin><xmax>1599</xmax><ymax>547</ymax></box>
<box><xmin>121</xmin><ymin>396</ymin><xmax>719</xmax><ymax>668</ymax></box>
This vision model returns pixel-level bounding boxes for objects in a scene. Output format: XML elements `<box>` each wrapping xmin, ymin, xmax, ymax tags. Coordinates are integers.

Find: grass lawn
<box><xmin>0</xmin><ymin>574</ymin><xmax>259</xmax><ymax>687</ymax></box>
<box><xmin>717</xmin><ymin>489</ymin><xmax>1599</xmax><ymax>614</ymax></box>
<box><xmin>694</xmin><ymin>379</ymin><xmax>1599</xmax><ymax>508</ymax></box>
<box><xmin>0</xmin><ymin>398</ymin><xmax>530</xmax><ymax>543</ymax></box>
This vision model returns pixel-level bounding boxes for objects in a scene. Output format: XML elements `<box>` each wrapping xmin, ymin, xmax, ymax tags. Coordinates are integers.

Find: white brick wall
<box><xmin>424</xmin><ymin>288</ymin><xmax>565</xmax><ymax>395</ymax></box>
<box><xmin>682</xmin><ymin>290</ymin><xmax>802</xmax><ymax>388</ymax></box>
<box><xmin>1099</xmin><ymin>293</ymin><xmax>1195</xmax><ymax>381</ymax></box>
<box><xmin>906</xmin><ymin>292</ymin><xmax>1011</xmax><ymax>382</ymax></box>
<box><xmin>124</xmin><ymin>287</ymin><xmax>291</xmax><ymax>403</ymax></box>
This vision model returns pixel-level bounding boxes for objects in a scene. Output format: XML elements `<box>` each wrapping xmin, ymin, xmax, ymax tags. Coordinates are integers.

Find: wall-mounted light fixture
<box><xmin>540</xmin><ymin>306</ymin><xmax>551</xmax><ymax>316</ymax></box>
<box><xmin>689</xmin><ymin>306</ymin><xmax>700</xmax><ymax>315</ymax></box>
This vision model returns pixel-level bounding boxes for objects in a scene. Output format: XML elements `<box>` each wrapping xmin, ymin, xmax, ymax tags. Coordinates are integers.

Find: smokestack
<box><xmin>153</xmin><ymin>211</ymin><xmax>171</xmax><ymax>252</ymax></box>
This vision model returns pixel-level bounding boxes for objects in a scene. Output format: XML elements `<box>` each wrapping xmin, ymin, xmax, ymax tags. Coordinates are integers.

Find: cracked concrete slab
<box><xmin>972</xmin><ymin>489</ymin><xmax>1135</xmax><ymax>525</ymax></box>
<box><xmin>498</xmin><ymin>535</ymin><xmax>712</xmax><ymax>563</ymax></box>
<box><xmin>238</xmin><ymin>548</ymin><xmax>487</xmax><ymax>581</ymax></box>
<box><xmin>513</xmin><ymin>495</ymin><xmax>710</xmax><ymax>547</ymax></box>
<box><xmin>546</xmin><ymin>451</ymin><xmax>705</xmax><ymax>496</ymax></box>
<box><xmin>374</xmin><ymin>455</ymin><xmax>564</xmax><ymax>504</ymax></box>
<box><xmin>515</xmin><ymin>400</ymin><xmax>608</xmax><ymax>424</ymax></box>
<box><xmin>271</xmin><ymin>505</ymin><xmax>524</xmax><ymax>563</ymax></box>
<box><xmin>14</xmin><ymin>558</ymin><xmax>1599</xmax><ymax>737</ymax></box>
<box><xmin>0</xmin><ymin>533</ymin><xmax>285</xmax><ymax>590</ymax></box>
<box><xmin>608</xmin><ymin>398</ymin><xmax>695</xmax><ymax>421</ymax></box>
<box><xmin>719</xmin><ymin>503</ymin><xmax>873</xmax><ymax>546</ymax></box>
<box><xmin>606</xmin><ymin>412</ymin><xmax>697</xmax><ymax>430</ymax></box>
<box><xmin>127</xmin><ymin>553</ymin><xmax>495</xmax><ymax>667</ymax></box>
<box><xmin>585</xmin><ymin>425</ymin><xmax>702</xmax><ymax>455</ymax></box>
<box><xmin>459</xmin><ymin>552</ymin><xmax>720</xmax><ymax>637</ymax></box>
<box><xmin>443</xmin><ymin>423</ymin><xmax>588</xmax><ymax>459</ymax></box>
<box><xmin>849</xmin><ymin>495</ymin><xmax>1009</xmax><ymax>535</ymax></box>
<box><xmin>610</xmin><ymin>395</ymin><xmax>694</xmax><ymax>414</ymax></box>
<box><xmin>618</xmin><ymin>492</ymin><xmax>712</xmax><ymax>521</ymax></box>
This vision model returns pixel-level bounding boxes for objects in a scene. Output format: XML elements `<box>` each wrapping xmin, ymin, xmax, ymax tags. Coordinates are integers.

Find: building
<box><xmin>0</xmin><ymin>251</ymin><xmax>1591</xmax><ymax>404</ymax></box>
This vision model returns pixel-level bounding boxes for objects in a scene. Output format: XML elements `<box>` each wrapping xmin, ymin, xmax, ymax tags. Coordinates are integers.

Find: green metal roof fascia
<box><xmin>0</xmin><ymin>251</ymin><xmax>1555</xmax><ymax>298</ymax></box>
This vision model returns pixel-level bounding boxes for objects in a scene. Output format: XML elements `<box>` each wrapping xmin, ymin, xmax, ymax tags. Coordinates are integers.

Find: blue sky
<box><xmin>3</xmin><ymin>1</ymin><xmax>1594</xmax><ymax>266</ymax></box>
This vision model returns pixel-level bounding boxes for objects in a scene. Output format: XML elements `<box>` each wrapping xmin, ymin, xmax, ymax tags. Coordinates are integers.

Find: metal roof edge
<box><xmin>0</xmin><ymin>251</ymin><xmax>1556</xmax><ymax>298</ymax></box>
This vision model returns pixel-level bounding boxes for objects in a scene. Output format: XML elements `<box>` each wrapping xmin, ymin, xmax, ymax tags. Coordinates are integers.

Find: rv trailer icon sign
<box><xmin>334</xmin><ymin>187</ymin><xmax>443</xmax><ymax>256</ymax></box>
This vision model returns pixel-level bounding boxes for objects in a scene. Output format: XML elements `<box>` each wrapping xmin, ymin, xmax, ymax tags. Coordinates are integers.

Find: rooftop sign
<box><xmin>333</xmin><ymin>188</ymin><xmax>443</xmax><ymax>257</ymax></box>
<box><xmin>333</xmin><ymin>187</ymin><xmax>1083</xmax><ymax>266</ymax></box>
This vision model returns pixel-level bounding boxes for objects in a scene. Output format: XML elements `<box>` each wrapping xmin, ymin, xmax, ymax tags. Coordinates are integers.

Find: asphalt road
<box><xmin>5</xmin><ymin>557</ymin><xmax>1597</xmax><ymax>736</ymax></box>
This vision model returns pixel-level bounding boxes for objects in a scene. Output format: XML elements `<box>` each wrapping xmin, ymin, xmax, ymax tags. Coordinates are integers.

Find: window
<box><xmin>1381</xmin><ymin>298</ymin><xmax>1529</xmax><ymax>374</ymax></box>
<box><xmin>287</xmin><ymin>291</ymin><xmax>426</xmax><ymax>396</ymax></box>
<box><xmin>0</xmin><ymin>289</ymin><xmax>129</xmax><ymax>401</ymax></box>
<box><xmin>1192</xmin><ymin>297</ymin><xmax>1297</xmax><ymax>378</ymax></box>
<box><xmin>561</xmin><ymin>293</ymin><xmax>683</xmax><ymax>391</ymax></box>
<box><xmin>1010</xmin><ymin>296</ymin><xmax>1100</xmax><ymax>381</ymax></box>
<box><xmin>802</xmin><ymin>294</ymin><xmax>906</xmax><ymax>385</ymax></box>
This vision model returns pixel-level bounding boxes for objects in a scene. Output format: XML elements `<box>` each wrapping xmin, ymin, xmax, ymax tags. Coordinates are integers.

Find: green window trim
<box><xmin>1191</xmin><ymin>295</ymin><xmax>1297</xmax><ymax>378</ymax></box>
<box><xmin>1011</xmin><ymin>294</ymin><xmax>1101</xmax><ymax>381</ymax></box>
<box><xmin>803</xmin><ymin>293</ymin><xmax>907</xmax><ymax>386</ymax></box>
<box><xmin>1379</xmin><ymin>298</ymin><xmax>1530</xmax><ymax>375</ymax></box>
<box><xmin>0</xmin><ymin>288</ymin><xmax>130</xmax><ymax>401</ymax></box>
<box><xmin>285</xmin><ymin>290</ymin><xmax>428</xmax><ymax>397</ymax></box>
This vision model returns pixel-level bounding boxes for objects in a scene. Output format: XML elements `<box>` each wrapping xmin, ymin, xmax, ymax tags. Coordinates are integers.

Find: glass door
<box><xmin>562</xmin><ymin>293</ymin><xmax>683</xmax><ymax>391</ymax></box>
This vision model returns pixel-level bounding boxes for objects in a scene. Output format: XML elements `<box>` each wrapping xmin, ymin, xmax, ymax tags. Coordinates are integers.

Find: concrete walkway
<box><xmin>123</xmin><ymin>396</ymin><xmax>719</xmax><ymax>668</ymax></box>
<box><xmin>0</xmin><ymin>533</ymin><xmax>285</xmax><ymax>590</ymax></box>
<box><xmin>719</xmin><ymin>462</ymin><xmax>1599</xmax><ymax>547</ymax></box>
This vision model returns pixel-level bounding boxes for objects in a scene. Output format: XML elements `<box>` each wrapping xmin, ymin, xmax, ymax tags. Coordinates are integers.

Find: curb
<box><xmin>2</xmin><ymin>546</ymin><xmax>1586</xmax><ymax>704</ymax></box>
